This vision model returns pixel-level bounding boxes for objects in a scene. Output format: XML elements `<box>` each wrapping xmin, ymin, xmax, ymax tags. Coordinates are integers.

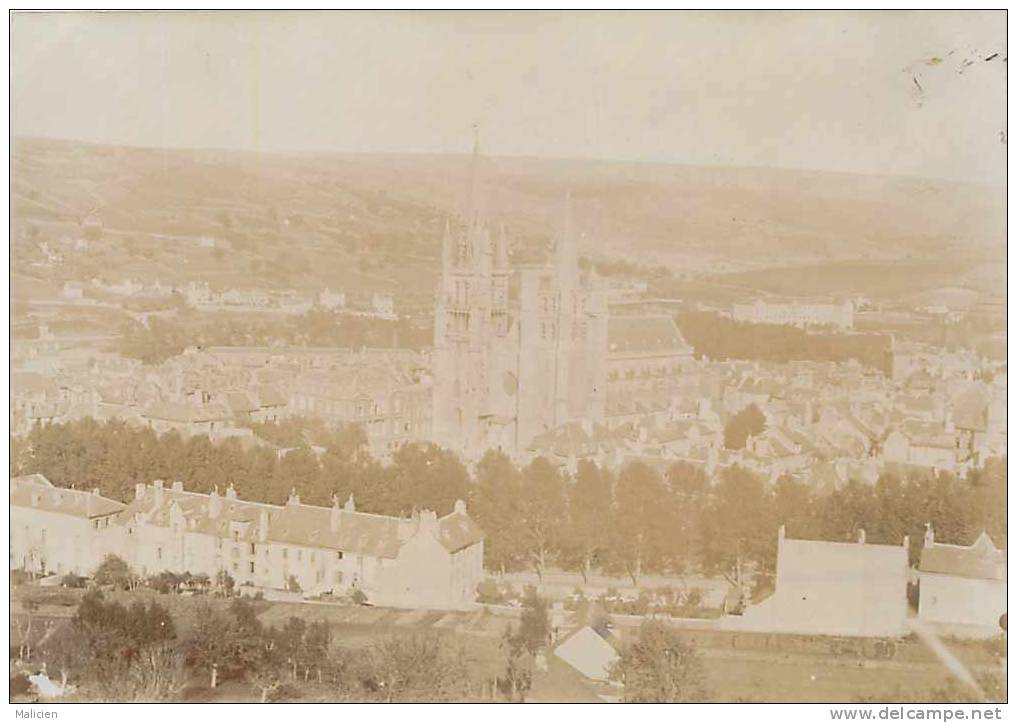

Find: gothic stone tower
<box><xmin>432</xmin><ymin>143</ymin><xmax>608</xmax><ymax>459</ymax></box>
<box><xmin>516</xmin><ymin>195</ymin><xmax>608</xmax><ymax>449</ymax></box>
<box><xmin>431</xmin><ymin>138</ymin><xmax>515</xmax><ymax>456</ymax></box>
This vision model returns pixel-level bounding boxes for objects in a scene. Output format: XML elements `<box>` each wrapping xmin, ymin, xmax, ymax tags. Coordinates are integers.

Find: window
<box><xmin>249</xmin><ymin>562</ymin><xmax>255</xmax><ymax>574</ymax></box>
<box><xmin>282</xmin><ymin>548</ymin><xmax>288</xmax><ymax>559</ymax></box>
<box><xmin>157</xmin><ymin>547</ymin><xmax>162</xmax><ymax>561</ymax></box>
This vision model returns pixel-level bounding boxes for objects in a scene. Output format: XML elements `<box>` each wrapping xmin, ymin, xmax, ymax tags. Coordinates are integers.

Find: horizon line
<box><xmin>11</xmin><ymin>133</ymin><xmax>1001</xmax><ymax>191</ymax></box>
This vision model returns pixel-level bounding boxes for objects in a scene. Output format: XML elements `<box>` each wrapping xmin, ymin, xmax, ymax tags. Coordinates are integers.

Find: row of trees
<box><xmin>12</xmin><ymin>419</ymin><xmax>1006</xmax><ymax>585</ymax></box>
<box><xmin>117</xmin><ymin>308</ymin><xmax>431</xmax><ymax>364</ymax></box>
<box><xmin>676</xmin><ymin>310</ymin><xmax>892</xmax><ymax>374</ymax></box>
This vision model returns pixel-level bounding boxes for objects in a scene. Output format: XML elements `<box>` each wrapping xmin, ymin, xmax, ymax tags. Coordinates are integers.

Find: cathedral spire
<box><xmin>465</xmin><ymin>124</ymin><xmax>483</xmax><ymax>226</ymax></box>
<box><xmin>495</xmin><ymin>222</ymin><xmax>509</xmax><ymax>270</ymax></box>
<box><xmin>442</xmin><ymin>216</ymin><xmax>453</xmax><ymax>272</ymax></box>
<box><xmin>555</xmin><ymin>192</ymin><xmax>578</xmax><ymax>287</ymax></box>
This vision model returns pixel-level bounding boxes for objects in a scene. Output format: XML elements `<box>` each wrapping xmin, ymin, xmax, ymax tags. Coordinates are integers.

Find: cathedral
<box><xmin>431</xmin><ymin>140</ymin><xmax>609</xmax><ymax>459</ymax></box>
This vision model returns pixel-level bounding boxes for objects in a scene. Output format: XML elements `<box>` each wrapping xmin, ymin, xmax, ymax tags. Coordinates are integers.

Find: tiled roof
<box><xmin>120</xmin><ymin>483</ymin><xmax>483</xmax><ymax>560</ymax></box>
<box><xmin>12</xmin><ymin>372</ymin><xmax>59</xmax><ymax>397</ymax></box>
<box><xmin>226</xmin><ymin>392</ymin><xmax>259</xmax><ymax>414</ymax></box>
<box><xmin>919</xmin><ymin>532</ymin><xmax>1005</xmax><ymax>581</ymax></box>
<box><xmin>10</xmin><ymin>474</ymin><xmax>125</xmax><ymax>519</ymax></box>
<box><xmin>438</xmin><ymin>511</ymin><xmax>485</xmax><ymax>553</ymax></box>
<box><xmin>142</xmin><ymin>401</ymin><xmax>232</xmax><ymax>423</ymax></box>
<box><xmin>257</xmin><ymin>386</ymin><xmax>287</xmax><ymax>407</ymax></box>
<box><xmin>951</xmin><ymin>384</ymin><xmax>992</xmax><ymax>432</ymax></box>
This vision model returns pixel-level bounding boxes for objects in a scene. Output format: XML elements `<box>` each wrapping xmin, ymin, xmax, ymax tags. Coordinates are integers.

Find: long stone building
<box><xmin>11</xmin><ymin>474</ymin><xmax>485</xmax><ymax>610</ymax></box>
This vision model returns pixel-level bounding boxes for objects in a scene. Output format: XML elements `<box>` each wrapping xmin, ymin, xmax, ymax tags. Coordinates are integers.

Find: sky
<box><xmin>10</xmin><ymin>10</ymin><xmax>1007</xmax><ymax>186</ymax></box>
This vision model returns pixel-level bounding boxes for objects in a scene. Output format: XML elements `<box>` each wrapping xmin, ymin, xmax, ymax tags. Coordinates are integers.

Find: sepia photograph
<box><xmin>6</xmin><ymin>8</ymin><xmax>1008</xmax><ymax>709</ymax></box>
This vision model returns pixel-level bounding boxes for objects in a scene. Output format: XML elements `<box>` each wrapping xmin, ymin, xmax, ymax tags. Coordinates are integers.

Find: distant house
<box><xmin>737</xmin><ymin>526</ymin><xmax>909</xmax><ymax>637</ymax></box>
<box><xmin>61</xmin><ymin>281</ymin><xmax>83</xmax><ymax>300</ymax></box>
<box><xmin>141</xmin><ymin>400</ymin><xmax>232</xmax><ymax>437</ymax></box>
<box><xmin>731</xmin><ymin>300</ymin><xmax>854</xmax><ymax>330</ymax></box>
<box><xmin>918</xmin><ymin>525</ymin><xmax>1006</xmax><ymax>636</ymax></box>
<box><xmin>319</xmin><ymin>288</ymin><xmax>346</xmax><ymax>311</ymax></box>
<box><xmin>883</xmin><ymin>421</ymin><xmax>960</xmax><ymax>472</ymax></box>
<box><xmin>371</xmin><ymin>292</ymin><xmax>396</xmax><ymax>319</ymax></box>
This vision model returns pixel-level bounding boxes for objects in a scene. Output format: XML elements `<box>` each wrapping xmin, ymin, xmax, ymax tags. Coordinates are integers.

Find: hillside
<box><xmin>11</xmin><ymin>136</ymin><xmax>1004</xmax><ymax>307</ymax></box>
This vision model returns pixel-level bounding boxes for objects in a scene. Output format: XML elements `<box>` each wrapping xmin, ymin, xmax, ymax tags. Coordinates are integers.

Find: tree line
<box><xmin>676</xmin><ymin>310</ymin><xmax>892</xmax><ymax>374</ymax></box>
<box><xmin>117</xmin><ymin>308</ymin><xmax>431</xmax><ymax>365</ymax></box>
<box><xmin>11</xmin><ymin>418</ymin><xmax>1006</xmax><ymax>586</ymax></box>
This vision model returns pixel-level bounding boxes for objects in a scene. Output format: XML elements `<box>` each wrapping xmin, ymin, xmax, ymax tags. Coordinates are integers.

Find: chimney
<box><xmin>258</xmin><ymin>508</ymin><xmax>269</xmax><ymax>542</ymax></box>
<box><xmin>287</xmin><ymin>489</ymin><xmax>300</xmax><ymax>507</ymax></box>
<box><xmin>924</xmin><ymin>522</ymin><xmax>935</xmax><ymax>548</ymax></box>
<box><xmin>135</xmin><ymin>482</ymin><xmax>146</xmax><ymax>500</ymax></box>
<box><xmin>857</xmin><ymin>528</ymin><xmax>866</xmax><ymax>544</ymax></box>
<box><xmin>454</xmin><ymin>499</ymin><xmax>467</xmax><ymax>515</ymax></box>
<box><xmin>209</xmin><ymin>487</ymin><xmax>221</xmax><ymax>519</ymax></box>
<box><xmin>172</xmin><ymin>480</ymin><xmax>183</xmax><ymax>492</ymax></box>
<box><xmin>226</xmin><ymin>483</ymin><xmax>237</xmax><ymax>500</ymax></box>
<box><xmin>153</xmin><ymin>479</ymin><xmax>164</xmax><ymax>507</ymax></box>
<box><xmin>344</xmin><ymin>494</ymin><xmax>356</xmax><ymax>513</ymax></box>
<box><xmin>330</xmin><ymin>495</ymin><xmax>341</xmax><ymax>532</ymax></box>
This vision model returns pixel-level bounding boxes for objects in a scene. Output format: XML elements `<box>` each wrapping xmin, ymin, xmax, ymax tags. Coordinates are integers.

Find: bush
<box><xmin>147</xmin><ymin>571</ymin><xmax>182</xmax><ymax>595</ymax></box>
<box><xmin>351</xmin><ymin>589</ymin><xmax>368</xmax><ymax>606</ymax></box>
<box><xmin>61</xmin><ymin>573</ymin><xmax>87</xmax><ymax>589</ymax></box>
<box><xmin>93</xmin><ymin>554</ymin><xmax>133</xmax><ymax>590</ymax></box>
<box><xmin>476</xmin><ymin>578</ymin><xmax>503</xmax><ymax>604</ymax></box>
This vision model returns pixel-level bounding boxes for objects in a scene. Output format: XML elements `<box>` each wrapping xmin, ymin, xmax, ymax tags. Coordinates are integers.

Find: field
<box><xmin>10</xmin><ymin>583</ymin><xmax>1004</xmax><ymax>703</ymax></box>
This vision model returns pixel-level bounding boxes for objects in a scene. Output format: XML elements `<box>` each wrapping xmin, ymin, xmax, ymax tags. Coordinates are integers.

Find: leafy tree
<box><xmin>700</xmin><ymin>466</ymin><xmax>775</xmax><ymax>581</ymax></box>
<box><xmin>367</xmin><ymin>633</ymin><xmax>470</xmax><ymax>702</ymax></box>
<box><xmin>611</xmin><ymin>619</ymin><xmax>709</xmax><ymax>702</ymax></box>
<box><xmin>611</xmin><ymin>462</ymin><xmax>670</xmax><ymax>585</ymax></box>
<box><xmin>772</xmin><ymin>474</ymin><xmax>820</xmax><ymax>540</ymax></box>
<box><xmin>93</xmin><ymin>554</ymin><xmax>134</xmax><ymax>590</ymax></box>
<box><xmin>510</xmin><ymin>587</ymin><xmax>551</xmax><ymax>655</ymax></box>
<box><xmin>516</xmin><ymin>457</ymin><xmax>567</xmax><ymax>580</ymax></box>
<box><xmin>665</xmin><ymin>462</ymin><xmax>710</xmax><ymax>572</ymax></box>
<box><xmin>723</xmin><ymin>404</ymin><xmax>767</xmax><ymax>450</ymax></box>
<box><xmin>215</xmin><ymin>569</ymin><xmax>235</xmax><ymax>597</ymax></box>
<box><xmin>183</xmin><ymin>603</ymin><xmax>262</xmax><ymax>688</ymax></box>
<box><xmin>382</xmin><ymin>443</ymin><xmax>469</xmax><ymax>517</ymax></box>
<box><xmin>563</xmin><ymin>460</ymin><xmax>614</xmax><ymax>582</ymax></box>
<box><xmin>471</xmin><ymin>450</ymin><xmax>525</xmax><ymax>573</ymax></box>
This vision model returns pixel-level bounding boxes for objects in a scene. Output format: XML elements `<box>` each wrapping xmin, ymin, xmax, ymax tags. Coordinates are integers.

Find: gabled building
<box><xmin>737</xmin><ymin>526</ymin><xmax>909</xmax><ymax>637</ymax></box>
<box><xmin>918</xmin><ymin>525</ymin><xmax>1006</xmax><ymax>636</ymax></box>
<box><xmin>10</xmin><ymin>474</ymin><xmax>125</xmax><ymax>577</ymax></box>
<box><xmin>110</xmin><ymin>481</ymin><xmax>484</xmax><ymax>610</ymax></box>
